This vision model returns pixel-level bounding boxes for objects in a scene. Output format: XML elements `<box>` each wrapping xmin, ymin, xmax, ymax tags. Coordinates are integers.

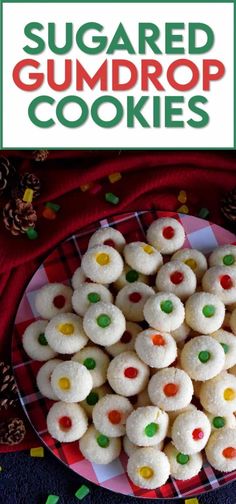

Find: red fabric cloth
<box><xmin>0</xmin><ymin>150</ymin><xmax>235</xmax><ymax>453</ymax></box>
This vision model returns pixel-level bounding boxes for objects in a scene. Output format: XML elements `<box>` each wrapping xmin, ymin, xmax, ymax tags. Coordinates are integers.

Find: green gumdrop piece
<box><xmin>212</xmin><ymin>416</ymin><xmax>225</xmax><ymax>429</ymax></box>
<box><xmin>160</xmin><ymin>300</ymin><xmax>173</xmax><ymax>314</ymax></box>
<box><xmin>86</xmin><ymin>391</ymin><xmax>99</xmax><ymax>406</ymax></box>
<box><xmin>97</xmin><ymin>314</ymin><xmax>111</xmax><ymax>328</ymax></box>
<box><xmin>87</xmin><ymin>292</ymin><xmax>101</xmax><ymax>303</ymax></box>
<box><xmin>38</xmin><ymin>333</ymin><xmax>48</xmax><ymax>346</ymax></box>
<box><xmin>202</xmin><ymin>304</ymin><xmax>215</xmax><ymax>318</ymax></box>
<box><xmin>198</xmin><ymin>350</ymin><xmax>211</xmax><ymax>363</ymax></box>
<box><xmin>96</xmin><ymin>434</ymin><xmax>110</xmax><ymax>448</ymax></box>
<box><xmin>83</xmin><ymin>357</ymin><xmax>96</xmax><ymax>370</ymax></box>
<box><xmin>223</xmin><ymin>254</ymin><xmax>235</xmax><ymax>266</ymax></box>
<box><xmin>126</xmin><ymin>270</ymin><xmax>139</xmax><ymax>283</ymax></box>
<box><xmin>176</xmin><ymin>453</ymin><xmax>190</xmax><ymax>465</ymax></box>
<box><xmin>144</xmin><ymin>422</ymin><xmax>159</xmax><ymax>437</ymax></box>
<box><xmin>221</xmin><ymin>343</ymin><xmax>229</xmax><ymax>354</ymax></box>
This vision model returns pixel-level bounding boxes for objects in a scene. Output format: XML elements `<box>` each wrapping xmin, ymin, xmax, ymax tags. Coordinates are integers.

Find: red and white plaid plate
<box><xmin>12</xmin><ymin>210</ymin><xmax>236</xmax><ymax>500</ymax></box>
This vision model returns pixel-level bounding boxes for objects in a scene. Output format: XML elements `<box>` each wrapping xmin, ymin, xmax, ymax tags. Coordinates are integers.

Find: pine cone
<box><xmin>3</xmin><ymin>198</ymin><xmax>37</xmax><ymax>236</ymax></box>
<box><xmin>33</xmin><ymin>150</ymin><xmax>49</xmax><ymax>162</ymax></box>
<box><xmin>0</xmin><ymin>156</ymin><xmax>18</xmax><ymax>197</ymax></box>
<box><xmin>221</xmin><ymin>188</ymin><xmax>236</xmax><ymax>222</ymax></box>
<box><xmin>0</xmin><ymin>362</ymin><xmax>18</xmax><ymax>410</ymax></box>
<box><xmin>13</xmin><ymin>172</ymin><xmax>41</xmax><ymax>199</ymax></box>
<box><xmin>0</xmin><ymin>418</ymin><xmax>26</xmax><ymax>445</ymax></box>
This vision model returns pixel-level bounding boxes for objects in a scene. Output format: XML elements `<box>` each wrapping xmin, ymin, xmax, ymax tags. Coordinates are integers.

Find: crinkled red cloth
<box><xmin>0</xmin><ymin>150</ymin><xmax>235</xmax><ymax>452</ymax></box>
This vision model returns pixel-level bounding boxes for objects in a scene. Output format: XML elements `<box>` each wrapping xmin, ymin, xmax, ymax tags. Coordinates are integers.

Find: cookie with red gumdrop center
<box><xmin>127</xmin><ymin>447</ymin><xmax>170</xmax><ymax>489</ymax></box>
<box><xmin>126</xmin><ymin>406</ymin><xmax>169</xmax><ymax>447</ymax></box>
<box><xmin>180</xmin><ymin>335</ymin><xmax>225</xmax><ymax>381</ymax></box>
<box><xmin>115</xmin><ymin>282</ymin><xmax>155</xmax><ymax>322</ymax></box>
<box><xmin>83</xmin><ymin>301</ymin><xmax>126</xmax><ymax>346</ymax></box>
<box><xmin>209</xmin><ymin>245</ymin><xmax>236</xmax><ymax>268</ymax></box>
<box><xmin>148</xmin><ymin>367</ymin><xmax>193</xmax><ymax>411</ymax></box>
<box><xmin>135</xmin><ymin>329</ymin><xmax>177</xmax><ymax>368</ymax></box>
<box><xmin>156</xmin><ymin>261</ymin><xmax>197</xmax><ymax>301</ymax></box>
<box><xmin>71</xmin><ymin>346</ymin><xmax>110</xmax><ymax>387</ymax></box>
<box><xmin>72</xmin><ymin>283</ymin><xmax>113</xmax><ymax>317</ymax></box>
<box><xmin>79</xmin><ymin>425</ymin><xmax>121</xmax><ymax>464</ymax></box>
<box><xmin>146</xmin><ymin>217</ymin><xmax>185</xmax><ymax>254</ymax></box>
<box><xmin>144</xmin><ymin>292</ymin><xmax>185</xmax><ymax>332</ymax></box>
<box><xmin>81</xmin><ymin>245</ymin><xmax>123</xmax><ymax>284</ymax></box>
<box><xmin>107</xmin><ymin>351</ymin><xmax>150</xmax><ymax>397</ymax></box>
<box><xmin>105</xmin><ymin>321</ymin><xmax>141</xmax><ymax>357</ymax></box>
<box><xmin>171</xmin><ymin>409</ymin><xmax>211</xmax><ymax>455</ymax></box>
<box><xmin>35</xmin><ymin>283</ymin><xmax>73</xmax><ymax>319</ymax></box>
<box><xmin>205</xmin><ymin>428</ymin><xmax>236</xmax><ymax>472</ymax></box>
<box><xmin>47</xmin><ymin>401</ymin><xmax>88</xmax><ymax>442</ymax></box>
<box><xmin>22</xmin><ymin>320</ymin><xmax>57</xmax><ymax>361</ymax></box>
<box><xmin>36</xmin><ymin>359</ymin><xmax>63</xmax><ymax>400</ymax></box>
<box><xmin>123</xmin><ymin>241</ymin><xmax>163</xmax><ymax>275</ymax></box>
<box><xmin>45</xmin><ymin>313</ymin><xmax>88</xmax><ymax>354</ymax></box>
<box><xmin>171</xmin><ymin>248</ymin><xmax>208</xmax><ymax>282</ymax></box>
<box><xmin>185</xmin><ymin>292</ymin><xmax>225</xmax><ymax>334</ymax></box>
<box><xmin>202</xmin><ymin>266</ymin><xmax>236</xmax><ymax>305</ymax></box>
<box><xmin>92</xmin><ymin>394</ymin><xmax>133</xmax><ymax>437</ymax></box>
<box><xmin>88</xmin><ymin>227</ymin><xmax>126</xmax><ymax>253</ymax></box>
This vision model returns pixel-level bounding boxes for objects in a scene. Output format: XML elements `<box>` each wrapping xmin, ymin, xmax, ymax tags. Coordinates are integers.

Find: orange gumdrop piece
<box><xmin>163</xmin><ymin>383</ymin><xmax>178</xmax><ymax>397</ymax></box>
<box><xmin>152</xmin><ymin>334</ymin><xmax>165</xmax><ymax>346</ymax></box>
<box><xmin>108</xmin><ymin>410</ymin><xmax>122</xmax><ymax>424</ymax></box>
<box><xmin>223</xmin><ymin>447</ymin><xmax>236</xmax><ymax>459</ymax></box>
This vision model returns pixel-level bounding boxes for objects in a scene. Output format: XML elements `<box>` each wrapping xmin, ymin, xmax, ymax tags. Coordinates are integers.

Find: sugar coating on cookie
<box><xmin>107</xmin><ymin>351</ymin><xmax>150</xmax><ymax>396</ymax></box>
<box><xmin>171</xmin><ymin>248</ymin><xmax>208</xmax><ymax>282</ymax></box>
<box><xmin>71</xmin><ymin>346</ymin><xmax>110</xmax><ymax>387</ymax></box>
<box><xmin>45</xmin><ymin>313</ymin><xmax>88</xmax><ymax>354</ymax></box>
<box><xmin>200</xmin><ymin>372</ymin><xmax>236</xmax><ymax>415</ymax></box>
<box><xmin>92</xmin><ymin>394</ymin><xmax>133</xmax><ymax>437</ymax></box>
<box><xmin>114</xmin><ymin>264</ymin><xmax>149</xmax><ymax>291</ymax></box>
<box><xmin>124</xmin><ymin>241</ymin><xmax>163</xmax><ymax>275</ymax></box>
<box><xmin>144</xmin><ymin>293</ymin><xmax>185</xmax><ymax>332</ymax></box>
<box><xmin>79</xmin><ymin>425</ymin><xmax>121</xmax><ymax>464</ymax></box>
<box><xmin>80</xmin><ymin>384</ymin><xmax>111</xmax><ymax>419</ymax></box>
<box><xmin>71</xmin><ymin>267</ymin><xmax>89</xmax><ymax>290</ymax></box>
<box><xmin>205</xmin><ymin>411</ymin><xmax>236</xmax><ymax>432</ymax></box>
<box><xmin>115</xmin><ymin>282</ymin><xmax>155</xmax><ymax>322</ymax></box>
<box><xmin>88</xmin><ymin>227</ymin><xmax>126</xmax><ymax>253</ymax></box>
<box><xmin>202</xmin><ymin>266</ymin><xmax>236</xmax><ymax>305</ymax></box>
<box><xmin>205</xmin><ymin>428</ymin><xmax>236</xmax><ymax>472</ymax></box>
<box><xmin>209</xmin><ymin>245</ymin><xmax>236</xmax><ymax>268</ymax></box>
<box><xmin>148</xmin><ymin>367</ymin><xmax>193</xmax><ymax>411</ymax></box>
<box><xmin>106</xmin><ymin>321</ymin><xmax>141</xmax><ymax>357</ymax></box>
<box><xmin>164</xmin><ymin>441</ymin><xmax>203</xmax><ymax>480</ymax></box>
<box><xmin>22</xmin><ymin>320</ymin><xmax>57</xmax><ymax>361</ymax></box>
<box><xmin>81</xmin><ymin>245</ymin><xmax>123</xmax><ymax>284</ymax></box>
<box><xmin>51</xmin><ymin>360</ymin><xmax>93</xmax><ymax>402</ymax></box>
<box><xmin>83</xmin><ymin>301</ymin><xmax>126</xmax><ymax>346</ymax></box>
<box><xmin>135</xmin><ymin>329</ymin><xmax>177</xmax><ymax>368</ymax></box>
<box><xmin>35</xmin><ymin>283</ymin><xmax>73</xmax><ymax>319</ymax></box>
<box><xmin>146</xmin><ymin>217</ymin><xmax>185</xmax><ymax>255</ymax></box>
<box><xmin>172</xmin><ymin>322</ymin><xmax>191</xmax><ymax>347</ymax></box>
<box><xmin>126</xmin><ymin>406</ymin><xmax>169</xmax><ymax>446</ymax></box>
<box><xmin>47</xmin><ymin>401</ymin><xmax>88</xmax><ymax>442</ymax></box>
<box><xmin>230</xmin><ymin>308</ymin><xmax>236</xmax><ymax>335</ymax></box>
<box><xmin>211</xmin><ymin>329</ymin><xmax>236</xmax><ymax>370</ymax></box>
<box><xmin>127</xmin><ymin>447</ymin><xmax>170</xmax><ymax>489</ymax></box>
<box><xmin>185</xmin><ymin>292</ymin><xmax>225</xmax><ymax>334</ymax></box>
<box><xmin>36</xmin><ymin>359</ymin><xmax>63</xmax><ymax>400</ymax></box>
<box><xmin>180</xmin><ymin>335</ymin><xmax>225</xmax><ymax>381</ymax></box>
<box><xmin>167</xmin><ymin>404</ymin><xmax>197</xmax><ymax>437</ymax></box>
<box><xmin>156</xmin><ymin>261</ymin><xmax>197</xmax><ymax>301</ymax></box>
<box><xmin>72</xmin><ymin>283</ymin><xmax>113</xmax><ymax>317</ymax></box>
<box><xmin>123</xmin><ymin>435</ymin><xmax>163</xmax><ymax>457</ymax></box>
<box><xmin>171</xmin><ymin>409</ymin><xmax>211</xmax><ymax>455</ymax></box>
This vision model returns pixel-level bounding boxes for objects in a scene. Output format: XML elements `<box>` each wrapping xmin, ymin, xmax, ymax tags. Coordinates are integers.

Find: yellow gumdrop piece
<box><xmin>58</xmin><ymin>377</ymin><xmax>71</xmax><ymax>390</ymax></box>
<box><xmin>96</xmin><ymin>253</ymin><xmax>110</xmax><ymax>265</ymax></box>
<box><xmin>224</xmin><ymin>388</ymin><xmax>236</xmax><ymax>401</ymax></box>
<box><xmin>178</xmin><ymin>190</ymin><xmax>187</xmax><ymax>204</ymax></box>
<box><xmin>58</xmin><ymin>323</ymin><xmax>74</xmax><ymax>335</ymax></box>
<box><xmin>139</xmin><ymin>466</ymin><xmax>154</xmax><ymax>479</ymax></box>
<box><xmin>143</xmin><ymin>244</ymin><xmax>154</xmax><ymax>254</ymax></box>
<box><xmin>185</xmin><ymin>258</ymin><xmax>197</xmax><ymax>270</ymax></box>
<box><xmin>23</xmin><ymin>188</ymin><xmax>34</xmax><ymax>203</ymax></box>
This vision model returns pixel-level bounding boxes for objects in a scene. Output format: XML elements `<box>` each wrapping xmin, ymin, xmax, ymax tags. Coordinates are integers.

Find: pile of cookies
<box><xmin>22</xmin><ymin>217</ymin><xmax>236</xmax><ymax>489</ymax></box>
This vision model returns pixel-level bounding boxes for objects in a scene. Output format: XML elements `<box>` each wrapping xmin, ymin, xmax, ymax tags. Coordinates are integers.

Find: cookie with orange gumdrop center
<box><xmin>146</xmin><ymin>217</ymin><xmax>185</xmax><ymax>255</ymax></box>
<box><xmin>171</xmin><ymin>248</ymin><xmax>207</xmax><ymax>282</ymax></box>
<box><xmin>171</xmin><ymin>409</ymin><xmax>211</xmax><ymax>455</ymax></box>
<box><xmin>92</xmin><ymin>394</ymin><xmax>133</xmax><ymax>437</ymax></box>
<box><xmin>135</xmin><ymin>329</ymin><xmax>177</xmax><ymax>368</ymax></box>
<box><xmin>81</xmin><ymin>244</ymin><xmax>123</xmax><ymax>284</ymax></box>
<box><xmin>205</xmin><ymin>428</ymin><xmax>236</xmax><ymax>472</ymax></box>
<box><xmin>35</xmin><ymin>283</ymin><xmax>73</xmax><ymax>319</ymax></box>
<box><xmin>123</xmin><ymin>241</ymin><xmax>163</xmax><ymax>275</ymax></box>
<box><xmin>148</xmin><ymin>367</ymin><xmax>193</xmax><ymax>411</ymax></box>
<box><xmin>156</xmin><ymin>261</ymin><xmax>197</xmax><ymax>301</ymax></box>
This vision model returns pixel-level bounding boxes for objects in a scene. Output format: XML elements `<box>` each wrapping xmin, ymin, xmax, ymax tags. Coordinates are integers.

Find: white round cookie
<box><xmin>81</xmin><ymin>245</ymin><xmax>123</xmax><ymax>284</ymax></box>
<box><xmin>22</xmin><ymin>320</ymin><xmax>57</xmax><ymax>361</ymax></box>
<box><xmin>230</xmin><ymin>308</ymin><xmax>236</xmax><ymax>335</ymax></box>
<box><xmin>144</xmin><ymin>293</ymin><xmax>185</xmax><ymax>332</ymax></box>
<box><xmin>127</xmin><ymin>447</ymin><xmax>170</xmax><ymax>489</ymax></box>
<box><xmin>71</xmin><ymin>346</ymin><xmax>110</xmax><ymax>387</ymax></box>
<box><xmin>79</xmin><ymin>425</ymin><xmax>121</xmax><ymax>464</ymax></box>
<box><xmin>47</xmin><ymin>401</ymin><xmax>88</xmax><ymax>442</ymax></box>
<box><xmin>146</xmin><ymin>217</ymin><xmax>185</xmax><ymax>255</ymax></box>
<box><xmin>156</xmin><ymin>261</ymin><xmax>197</xmax><ymax>301</ymax></box>
<box><xmin>172</xmin><ymin>322</ymin><xmax>191</xmax><ymax>347</ymax></box>
<box><xmin>126</xmin><ymin>406</ymin><xmax>169</xmax><ymax>447</ymax></box>
<box><xmin>36</xmin><ymin>359</ymin><xmax>63</xmax><ymax>400</ymax></box>
<box><xmin>83</xmin><ymin>302</ymin><xmax>126</xmax><ymax>346</ymax></box>
<box><xmin>211</xmin><ymin>329</ymin><xmax>236</xmax><ymax>370</ymax></box>
<box><xmin>202</xmin><ymin>266</ymin><xmax>236</xmax><ymax>305</ymax></box>
<box><xmin>107</xmin><ymin>351</ymin><xmax>150</xmax><ymax>397</ymax></box>
<box><xmin>71</xmin><ymin>266</ymin><xmax>88</xmax><ymax>290</ymax></box>
<box><xmin>209</xmin><ymin>245</ymin><xmax>236</xmax><ymax>268</ymax></box>
<box><xmin>80</xmin><ymin>384</ymin><xmax>111</xmax><ymax>419</ymax></box>
<box><xmin>106</xmin><ymin>321</ymin><xmax>141</xmax><ymax>357</ymax></box>
<box><xmin>115</xmin><ymin>282</ymin><xmax>155</xmax><ymax>322</ymax></box>
<box><xmin>164</xmin><ymin>441</ymin><xmax>203</xmax><ymax>480</ymax></box>
<box><xmin>124</xmin><ymin>241</ymin><xmax>163</xmax><ymax>275</ymax></box>
<box><xmin>123</xmin><ymin>435</ymin><xmax>163</xmax><ymax>457</ymax></box>
<box><xmin>167</xmin><ymin>404</ymin><xmax>197</xmax><ymax>437</ymax></box>
<box><xmin>51</xmin><ymin>360</ymin><xmax>93</xmax><ymax>402</ymax></box>
<box><xmin>180</xmin><ymin>335</ymin><xmax>225</xmax><ymax>381</ymax></box>
<box><xmin>185</xmin><ymin>292</ymin><xmax>225</xmax><ymax>334</ymax></box>
<box><xmin>135</xmin><ymin>329</ymin><xmax>177</xmax><ymax>368</ymax></box>
<box><xmin>148</xmin><ymin>367</ymin><xmax>193</xmax><ymax>411</ymax></box>
<box><xmin>171</xmin><ymin>248</ymin><xmax>208</xmax><ymax>282</ymax></box>
<box><xmin>72</xmin><ymin>283</ymin><xmax>113</xmax><ymax>317</ymax></box>
<box><xmin>205</xmin><ymin>428</ymin><xmax>236</xmax><ymax>472</ymax></box>
<box><xmin>88</xmin><ymin>227</ymin><xmax>126</xmax><ymax>253</ymax></box>
<box><xmin>45</xmin><ymin>313</ymin><xmax>88</xmax><ymax>354</ymax></box>
<box><xmin>200</xmin><ymin>372</ymin><xmax>236</xmax><ymax>415</ymax></box>
<box><xmin>35</xmin><ymin>283</ymin><xmax>73</xmax><ymax>319</ymax></box>
<box><xmin>205</xmin><ymin>411</ymin><xmax>236</xmax><ymax>432</ymax></box>
<box><xmin>92</xmin><ymin>394</ymin><xmax>133</xmax><ymax>437</ymax></box>
<box><xmin>114</xmin><ymin>264</ymin><xmax>149</xmax><ymax>291</ymax></box>
<box><xmin>171</xmin><ymin>410</ymin><xmax>211</xmax><ymax>455</ymax></box>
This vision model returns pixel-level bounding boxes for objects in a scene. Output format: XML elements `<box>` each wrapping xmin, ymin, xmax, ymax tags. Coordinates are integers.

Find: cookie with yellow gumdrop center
<box><xmin>127</xmin><ymin>447</ymin><xmax>170</xmax><ymax>489</ymax></box>
<box><xmin>200</xmin><ymin>372</ymin><xmax>236</xmax><ymax>415</ymax></box>
<box><xmin>124</xmin><ymin>241</ymin><xmax>163</xmax><ymax>275</ymax></box>
<box><xmin>45</xmin><ymin>313</ymin><xmax>88</xmax><ymax>354</ymax></box>
<box><xmin>171</xmin><ymin>248</ymin><xmax>207</xmax><ymax>282</ymax></box>
<box><xmin>81</xmin><ymin>245</ymin><xmax>123</xmax><ymax>284</ymax></box>
<box><xmin>50</xmin><ymin>360</ymin><xmax>93</xmax><ymax>402</ymax></box>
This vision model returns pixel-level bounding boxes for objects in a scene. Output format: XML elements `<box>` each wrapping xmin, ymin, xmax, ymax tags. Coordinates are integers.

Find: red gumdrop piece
<box><xmin>192</xmin><ymin>428</ymin><xmax>204</xmax><ymax>440</ymax></box>
<box><xmin>170</xmin><ymin>271</ymin><xmax>184</xmax><ymax>285</ymax></box>
<box><xmin>53</xmin><ymin>295</ymin><xmax>66</xmax><ymax>309</ymax></box>
<box><xmin>120</xmin><ymin>331</ymin><xmax>132</xmax><ymax>343</ymax></box>
<box><xmin>163</xmin><ymin>383</ymin><xmax>178</xmax><ymax>397</ymax></box>
<box><xmin>59</xmin><ymin>416</ymin><xmax>72</xmax><ymax>430</ymax></box>
<box><xmin>124</xmin><ymin>367</ymin><xmax>138</xmax><ymax>379</ymax></box>
<box><xmin>129</xmin><ymin>292</ymin><xmax>142</xmax><ymax>303</ymax></box>
<box><xmin>220</xmin><ymin>275</ymin><xmax>233</xmax><ymax>290</ymax></box>
<box><xmin>104</xmin><ymin>239</ymin><xmax>115</xmax><ymax>248</ymax></box>
<box><xmin>108</xmin><ymin>410</ymin><xmax>122</xmax><ymax>424</ymax></box>
<box><xmin>163</xmin><ymin>226</ymin><xmax>175</xmax><ymax>239</ymax></box>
